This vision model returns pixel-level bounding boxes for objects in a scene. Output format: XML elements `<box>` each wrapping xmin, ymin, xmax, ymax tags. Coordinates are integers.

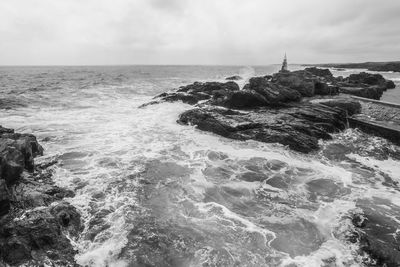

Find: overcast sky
<box><xmin>1</xmin><ymin>0</ymin><xmax>399</xmax><ymax>65</ymax></box>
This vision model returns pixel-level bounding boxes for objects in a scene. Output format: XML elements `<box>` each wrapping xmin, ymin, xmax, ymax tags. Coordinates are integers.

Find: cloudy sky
<box><xmin>1</xmin><ymin>0</ymin><xmax>399</xmax><ymax>65</ymax></box>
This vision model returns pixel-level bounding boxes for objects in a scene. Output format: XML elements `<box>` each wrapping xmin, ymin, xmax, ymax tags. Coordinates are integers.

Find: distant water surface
<box><xmin>0</xmin><ymin>65</ymin><xmax>399</xmax><ymax>266</ymax></box>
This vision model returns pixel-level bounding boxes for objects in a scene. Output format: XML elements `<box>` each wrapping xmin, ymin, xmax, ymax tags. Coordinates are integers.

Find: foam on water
<box><xmin>1</xmin><ymin>65</ymin><xmax>400</xmax><ymax>266</ymax></box>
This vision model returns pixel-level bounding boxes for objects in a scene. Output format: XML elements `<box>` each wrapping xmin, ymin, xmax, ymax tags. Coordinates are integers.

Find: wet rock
<box><xmin>244</xmin><ymin>77</ymin><xmax>302</xmax><ymax>104</ymax></box>
<box><xmin>314</xmin><ymin>82</ymin><xmax>339</xmax><ymax>95</ymax></box>
<box><xmin>0</xmin><ymin>207</ymin><xmax>79</xmax><ymax>266</ymax></box>
<box><xmin>178</xmin><ymin>103</ymin><xmax>348</xmax><ymax>153</ymax></box>
<box><xmin>386</xmin><ymin>80</ymin><xmax>396</xmax><ymax>89</ymax></box>
<box><xmin>339</xmin><ymin>86</ymin><xmax>384</xmax><ymax>100</ymax></box>
<box><xmin>304</xmin><ymin>67</ymin><xmax>333</xmax><ymax>78</ymax></box>
<box><xmin>313</xmin><ymin>98</ymin><xmax>362</xmax><ymax>116</ymax></box>
<box><xmin>272</xmin><ymin>70</ymin><xmax>316</xmax><ymax>97</ymax></box>
<box><xmin>346</xmin><ymin>72</ymin><xmax>391</xmax><ymax>88</ymax></box>
<box><xmin>352</xmin><ymin>198</ymin><xmax>400</xmax><ymax>267</ymax></box>
<box><xmin>225</xmin><ymin>75</ymin><xmax>242</xmax><ymax>80</ymax></box>
<box><xmin>153</xmin><ymin>81</ymin><xmax>240</xmax><ymax>106</ymax></box>
<box><xmin>219</xmin><ymin>90</ymin><xmax>269</xmax><ymax>109</ymax></box>
<box><xmin>0</xmin><ymin>126</ymin><xmax>80</xmax><ymax>266</ymax></box>
<box><xmin>147</xmin><ymin>68</ymin><xmax>394</xmax><ymax>152</ymax></box>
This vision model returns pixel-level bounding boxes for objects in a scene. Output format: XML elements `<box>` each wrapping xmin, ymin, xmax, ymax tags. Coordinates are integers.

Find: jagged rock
<box><xmin>152</xmin><ymin>81</ymin><xmax>240</xmax><ymax>106</ymax></box>
<box><xmin>218</xmin><ymin>90</ymin><xmax>269</xmax><ymax>109</ymax></box>
<box><xmin>177</xmin><ymin>81</ymin><xmax>239</xmax><ymax>94</ymax></box>
<box><xmin>339</xmin><ymin>86</ymin><xmax>384</xmax><ymax>100</ymax></box>
<box><xmin>345</xmin><ymin>72</ymin><xmax>391</xmax><ymax>88</ymax></box>
<box><xmin>0</xmin><ymin>204</ymin><xmax>80</xmax><ymax>266</ymax></box>
<box><xmin>0</xmin><ymin>129</ymin><xmax>44</xmax><ymax>185</ymax></box>
<box><xmin>225</xmin><ymin>75</ymin><xmax>242</xmax><ymax>80</ymax></box>
<box><xmin>272</xmin><ymin>70</ymin><xmax>316</xmax><ymax>97</ymax></box>
<box><xmin>178</xmin><ymin>103</ymin><xmax>349</xmax><ymax>153</ymax></box>
<box><xmin>314</xmin><ymin>82</ymin><xmax>339</xmax><ymax>95</ymax></box>
<box><xmin>304</xmin><ymin>67</ymin><xmax>333</xmax><ymax>78</ymax></box>
<box><xmin>244</xmin><ymin>77</ymin><xmax>302</xmax><ymax>104</ymax></box>
<box><xmin>312</xmin><ymin>98</ymin><xmax>362</xmax><ymax>116</ymax></box>
<box><xmin>0</xmin><ymin>126</ymin><xmax>80</xmax><ymax>266</ymax></box>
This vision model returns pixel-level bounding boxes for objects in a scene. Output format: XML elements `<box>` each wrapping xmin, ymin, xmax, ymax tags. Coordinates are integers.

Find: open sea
<box><xmin>0</xmin><ymin>65</ymin><xmax>400</xmax><ymax>266</ymax></box>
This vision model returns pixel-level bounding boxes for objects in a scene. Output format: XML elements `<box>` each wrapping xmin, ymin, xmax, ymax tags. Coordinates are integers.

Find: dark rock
<box><xmin>154</xmin><ymin>81</ymin><xmax>240</xmax><ymax>106</ymax></box>
<box><xmin>219</xmin><ymin>90</ymin><xmax>269</xmax><ymax>109</ymax></box>
<box><xmin>351</xmin><ymin>198</ymin><xmax>400</xmax><ymax>267</ymax></box>
<box><xmin>159</xmin><ymin>92</ymin><xmax>206</xmax><ymax>105</ymax></box>
<box><xmin>313</xmin><ymin>98</ymin><xmax>362</xmax><ymax>116</ymax></box>
<box><xmin>0</xmin><ymin>180</ymin><xmax>10</xmax><ymax>217</ymax></box>
<box><xmin>50</xmin><ymin>202</ymin><xmax>82</xmax><ymax>236</ymax></box>
<box><xmin>225</xmin><ymin>75</ymin><xmax>242</xmax><ymax>80</ymax></box>
<box><xmin>0</xmin><ymin>207</ymin><xmax>79</xmax><ymax>266</ymax></box>
<box><xmin>386</xmin><ymin>80</ymin><xmax>396</xmax><ymax>89</ymax></box>
<box><xmin>314</xmin><ymin>82</ymin><xmax>339</xmax><ymax>95</ymax></box>
<box><xmin>345</xmin><ymin>72</ymin><xmax>391</xmax><ymax>89</ymax></box>
<box><xmin>272</xmin><ymin>70</ymin><xmax>316</xmax><ymax>97</ymax></box>
<box><xmin>178</xmin><ymin>103</ymin><xmax>347</xmax><ymax>153</ymax></box>
<box><xmin>339</xmin><ymin>86</ymin><xmax>384</xmax><ymax>100</ymax></box>
<box><xmin>177</xmin><ymin>81</ymin><xmax>239</xmax><ymax>94</ymax></box>
<box><xmin>0</xmin><ymin>126</ymin><xmax>80</xmax><ymax>266</ymax></box>
<box><xmin>304</xmin><ymin>67</ymin><xmax>333</xmax><ymax>78</ymax></box>
<box><xmin>244</xmin><ymin>77</ymin><xmax>302</xmax><ymax>104</ymax></box>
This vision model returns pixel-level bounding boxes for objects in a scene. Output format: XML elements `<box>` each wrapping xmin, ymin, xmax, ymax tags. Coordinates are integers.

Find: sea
<box><xmin>0</xmin><ymin>65</ymin><xmax>400</xmax><ymax>267</ymax></box>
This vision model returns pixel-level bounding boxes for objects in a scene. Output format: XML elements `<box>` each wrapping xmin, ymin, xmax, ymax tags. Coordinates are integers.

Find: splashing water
<box><xmin>0</xmin><ymin>65</ymin><xmax>400</xmax><ymax>267</ymax></box>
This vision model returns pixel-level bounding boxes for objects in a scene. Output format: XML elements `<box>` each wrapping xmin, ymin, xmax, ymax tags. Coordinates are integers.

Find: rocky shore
<box><xmin>0</xmin><ymin>126</ymin><xmax>81</xmax><ymax>266</ymax></box>
<box><xmin>141</xmin><ymin>67</ymin><xmax>399</xmax><ymax>265</ymax></box>
<box><xmin>144</xmin><ymin>67</ymin><xmax>395</xmax><ymax>153</ymax></box>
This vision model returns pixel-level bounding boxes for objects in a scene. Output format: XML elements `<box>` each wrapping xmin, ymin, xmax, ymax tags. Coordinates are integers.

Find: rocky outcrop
<box><xmin>311</xmin><ymin>98</ymin><xmax>361</xmax><ymax>116</ymax></box>
<box><xmin>243</xmin><ymin>77</ymin><xmax>302</xmax><ymax>104</ymax></box>
<box><xmin>271</xmin><ymin>70</ymin><xmax>316</xmax><ymax>97</ymax></box>
<box><xmin>142</xmin><ymin>67</ymin><xmax>397</xmax><ymax>152</ymax></box>
<box><xmin>0</xmin><ymin>125</ymin><xmax>81</xmax><ymax>266</ymax></box>
<box><xmin>304</xmin><ymin>67</ymin><xmax>333</xmax><ymax>79</ymax></box>
<box><xmin>178</xmin><ymin>103</ymin><xmax>351</xmax><ymax>153</ymax></box>
<box><xmin>339</xmin><ymin>86</ymin><xmax>384</xmax><ymax>100</ymax></box>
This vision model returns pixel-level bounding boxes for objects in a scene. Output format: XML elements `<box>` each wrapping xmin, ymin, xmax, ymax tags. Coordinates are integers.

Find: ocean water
<box><xmin>0</xmin><ymin>65</ymin><xmax>399</xmax><ymax>267</ymax></box>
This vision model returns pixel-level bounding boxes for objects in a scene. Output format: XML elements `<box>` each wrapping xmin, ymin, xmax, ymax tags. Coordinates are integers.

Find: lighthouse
<box><xmin>280</xmin><ymin>53</ymin><xmax>288</xmax><ymax>72</ymax></box>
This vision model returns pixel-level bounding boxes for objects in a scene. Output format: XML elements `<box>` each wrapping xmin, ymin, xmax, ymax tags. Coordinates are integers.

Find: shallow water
<box><xmin>0</xmin><ymin>65</ymin><xmax>400</xmax><ymax>266</ymax></box>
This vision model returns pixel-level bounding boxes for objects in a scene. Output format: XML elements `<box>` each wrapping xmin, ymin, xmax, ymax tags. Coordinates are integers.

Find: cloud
<box><xmin>0</xmin><ymin>0</ymin><xmax>399</xmax><ymax>65</ymax></box>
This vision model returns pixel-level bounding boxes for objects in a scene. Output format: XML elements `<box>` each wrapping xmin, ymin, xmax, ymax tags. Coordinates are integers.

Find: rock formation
<box><xmin>0</xmin><ymin>126</ymin><xmax>81</xmax><ymax>266</ymax></box>
<box><xmin>142</xmin><ymin>68</ymin><xmax>397</xmax><ymax>153</ymax></box>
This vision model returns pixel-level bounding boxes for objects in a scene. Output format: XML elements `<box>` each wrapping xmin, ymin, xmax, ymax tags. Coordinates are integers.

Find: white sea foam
<box><xmin>2</xmin><ymin>66</ymin><xmax>400</xmax><ymax>266</ymax></box>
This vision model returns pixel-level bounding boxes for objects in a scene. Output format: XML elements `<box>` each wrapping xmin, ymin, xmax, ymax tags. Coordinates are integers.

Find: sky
<box><xmin>0</xmin><ymin>0</ymin><xmax>399</xmax><ymax>65</ymax></box>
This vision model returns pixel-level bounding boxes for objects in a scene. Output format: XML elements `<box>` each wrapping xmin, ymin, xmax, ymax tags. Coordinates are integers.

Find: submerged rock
<box><xmin>351</xmin><ymin>198</ymin><xmax>400</xmax><ymax>267</ymax></box>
